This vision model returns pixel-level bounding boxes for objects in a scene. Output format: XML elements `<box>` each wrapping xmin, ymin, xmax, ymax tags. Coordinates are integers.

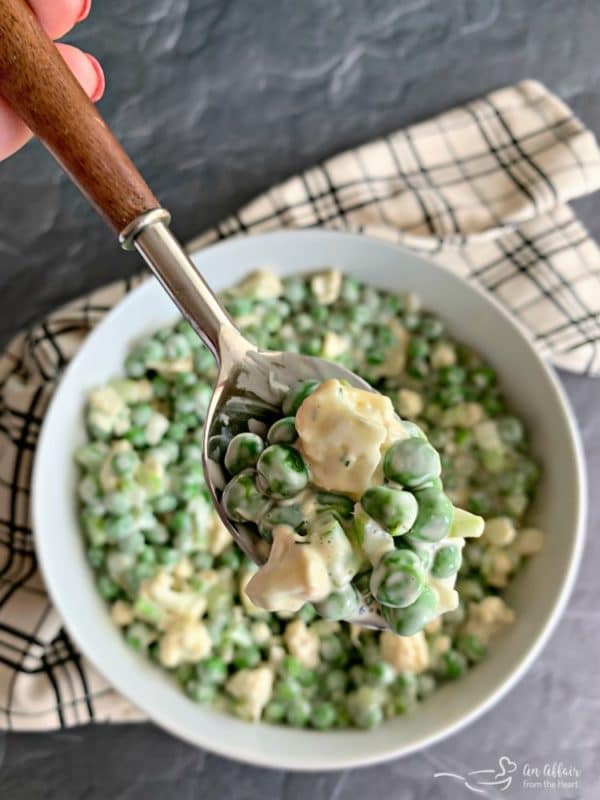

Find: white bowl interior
<box><xmin>32</xmin><ymin>230</ymin><xmax>585</xmax><ymax>770</ymax></box>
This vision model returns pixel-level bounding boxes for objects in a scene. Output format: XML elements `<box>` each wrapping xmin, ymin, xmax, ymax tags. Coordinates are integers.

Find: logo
<box><xmin>434</xmin><ymin>757</ymin><xmax>582</xmax><ymax>794</ymax></box>
<box><xmin>434</xmin><ymin>756</ymin><xmax>517</xmax><ymax>794</ymax></box>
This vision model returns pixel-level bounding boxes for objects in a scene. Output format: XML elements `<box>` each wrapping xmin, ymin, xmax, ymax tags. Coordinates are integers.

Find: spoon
<box><xmin>0</xmin><ymin>0</ymin><xmax>385</xmax><ymax>626</ymax></box>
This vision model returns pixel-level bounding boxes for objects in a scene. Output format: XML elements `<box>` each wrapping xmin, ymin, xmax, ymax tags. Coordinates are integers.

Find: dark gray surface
<box><xmin>1</xmin><ymin>0</ymin><xmax>599</xmax><ymax>798</ymax></box>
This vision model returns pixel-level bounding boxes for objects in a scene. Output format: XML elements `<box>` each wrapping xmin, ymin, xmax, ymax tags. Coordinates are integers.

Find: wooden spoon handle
<box><xmin>0</xmin><ymin>0</ymin><xmax>159</xmax><ymax>234</ymax></box>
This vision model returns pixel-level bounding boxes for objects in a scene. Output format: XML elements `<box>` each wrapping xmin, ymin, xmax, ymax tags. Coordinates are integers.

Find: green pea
<box><xmin>267</xmin><ymin>417</ymin><xmax>297</xmax><ymax>444</ymax></box>
<box><xmin>151</xmin><ymin>375</ymin><xmax>170</xmax><ymax>399</ymax></box>
<box><xmin>217</xmin><ymin>547</ymin><xmax>242</xmax><ymax>571</ymax></box>
<box><xmin>370</xmin><ymin>549</ymin><xmax>425</xmax><ymax>608</ymax></box>
<box><xmin>311</xmin><ymin>702</ymin><xmax>337</xmax><ymax>730</ymax></box>
<box><xmin>416</xmin><ymin>673</ymin><xmax>437</xmax><ymax>699</ymax></box>
<box><xmin>152</xmin><ymin>493</ymin><xmax>179</xmax><ymax>514</ymax></box>
<box><xmin>87</xmin><ymin>547</ymin><xmax>105</xmax><ymax>568</ymax></box>
<box><xmin>194</xmin><ymin>346</ymin><xmax>216</xmax><ymax>374</ymax></box>
<box><xmin>439</xmin><ymin>365</ymin><xmax>465</xmax><ymax>385</ymax></box>
<box><xmin>282</xmin><ymin>380</ymin><xmax>320</xmax><ymax>416</ymax></box>
<box><xmin>325</xmin><ymin>669</ymin><xmax>348</xmax><ymax>694</ymax></box>
<box><xmin>408</xmin><ymin>336</ymin><xmax>429</xmax><ymax>360</ymax></box>
<box><xmin>383</xmin><ymin>438</ymin><xmax>441</xmax><ymax>489</ymax></box>
<box><xmin>382</xmin><ymin>585</ymin><xmax>439</xmax><ymax>636</ymax></box>
<box><xmin>313</xmin><ymin>584</ymin><xmax>358</xmax><ymax>622</ymax></box>
<box><xmin>78</xmin><ymin>475</ymin><xmax>100</xmax><ymax>505</ymax></box>
<box><xmin>408</xmin><ymin>358</ymin><xmax>429</xmax><ymax>379</ymax></box>
<box><xmin>97</xmin><ymin>573</ymin><xmax>120</xmax><ymax>600</ymax></box>
<box><xmin>224</xmin><ymin>432</ymin><xmax>265</xmax><ymax>475</ymax></box>
<box><xmin>360</xmin><ymin>486</ymin><xmax>418</xmax><ymax>535</ymax></box>
<box><xmin>192</xmin><ymin>551</ymin><xmax>214</xmax><ymax>570</ymax></box>
<box><xmin>104</xmin><ymin>491</ymin><xmax>132</xmax><ymax>516</ymax></box>
<box><xmin>418</xmin><ymin>315</ymin><xmax>444</xmax><ymax>339</ymax></box>
<box><xmin>497</xmin><ymin>416</ymin><xmax>524</xmax><ymax>444</ymax></box>
<box><xmin>110</xmin><ymin>450</ymin><xmax>140</xmax><ymax>475</ymax></box>
<box><xmin>117</xmin><ymin>531</ymin><xmax>145</xmax><ymax>554</ymax></box>
<box><xmin>365</xmin><ymin>661</ymin><xmax>396</xmax><ymax>687</ymax></box>
<box><xmin>259</xmin><ymin>503</ymin><xmax>305</xmax><ymax>539</ymax></box>
<box><xmin>315</xmin><ymin>491</ymin><xmax>354</xmax><ymax>521</ymax></box>
<box><xmin>165</xmin><ymin>334</ymin><xmax>191</xmax><ymax>361</ymax></box>
<box><xmin>264</xmin><ymin>700</ymin><xmax>286</xmax><ymax>723</ymax></box>
<box><xmin>274</xmin><ymin>678</ymin><xmax>302</xmax><ymax>703</ymax></box>
<box><xmin>196</xmin><ymin>656</ymin><xmax>227</xmax><ymax>684</ymax></box>
<box><xmin>222</xmin><ymin>470</ymin><xmax>271</xmax><ymax>522</ymax></box>
<box><xmin>286</xmin><ymin>698</ymin><xmax>311</xmax><ymax>727</ymax></box>
<box><xmin>125</xmin><ymin>355</ymin><xmax>145</xmax><ymax>378</ymax></box>
<box><xmin>320</xmin><ymin>637</ymin><xmax>345</xmax><ymax>664</ymax></box>
<box><xmin>402</xmin><ymin>421</ymin><xmax>426</xmax><ymax>440</ymax></box>
<box><xmin>207</xmin><ymin>433</ymin><xmax>231</xmax><ymax>462</ymax></box>
<box><xmin>401</xmin><ymin>537</ymin><xmax>435</xmax><ymax>570</ymax></box>
<box><xmin>437</xmin><ymin>649</ymin><xmax>467</xmax><ymax>680</ymax></box>
<box><xmin>105</xmin><ymin>514</ymin><xmax>138</xmax><ymax>541</ymax></box>
<box><xmin>170</xmin><ymin>509</ymin><xmax>192</xmax><ymax>535</ymax></box>
<box><xmin>469</xmin><ymin>365</ymin><xmax>496</xmax><ymax>389</ymax></box>
<box><xmin>256</xmin><ymin>444</ymin><xmax>309</xmax><ymax>499</ymax></box>
<box><xmin>431</xmin><ymin>543</ymin><xmax>462</xmax><ymax>578</ymax></box>
<box><xmin>409</xmin><ymin>487</ymin><xmax>454</xmax><ymax>542</ymax></box>
<box><xmin>75</xmin><ymin>442</ymin><xmax>109</xmax><ymax>471</ymax></box>
<box><xmin>131</xmin><ymin>403</ymin><xmax>153</xmax><ymax>427</ymax></box>
<box><xmin>457</xmin><ymin>633</ymin><xmax>487</xmax><ymax>663</ymax></box>
<box><xmin>186</xmin><ymin>681</ymin><xmax>216</xmax><ymax>704</ymax></box>
<box><xmin>297</xmin><ymin>603</ymin><xmax>317</xmax><ymax>624</ymax></box>
<box><xmin>348</xmin><ymin>688</ymin><xmax>383</xmax><ymax>729</ymax></box>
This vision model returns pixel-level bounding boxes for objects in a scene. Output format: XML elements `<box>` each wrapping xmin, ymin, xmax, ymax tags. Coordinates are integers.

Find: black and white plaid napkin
<box><xmin>1</xmin><ymin>80</ymin><xmax>599</xmax><ymax>729</ymax></box>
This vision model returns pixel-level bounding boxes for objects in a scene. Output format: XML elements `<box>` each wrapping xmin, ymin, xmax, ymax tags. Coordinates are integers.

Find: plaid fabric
<box><xmin>1</xmin><ymin>80</ymin><xmax>599</xmax><ymax>730</ymax></box>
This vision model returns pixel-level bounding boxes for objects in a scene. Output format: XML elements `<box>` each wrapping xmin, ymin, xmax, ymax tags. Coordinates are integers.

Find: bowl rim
<box><xmin>31</xmin><ymin>228</ymin><xmax>587</xmax><ymax>771</ymax></box>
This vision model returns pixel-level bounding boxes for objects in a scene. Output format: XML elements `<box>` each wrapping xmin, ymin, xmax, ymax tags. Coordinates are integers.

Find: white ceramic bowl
<box><xmin>32</xmin><ymin>230</ymin><xmax>586</xmax><ymax>771</ymax></box>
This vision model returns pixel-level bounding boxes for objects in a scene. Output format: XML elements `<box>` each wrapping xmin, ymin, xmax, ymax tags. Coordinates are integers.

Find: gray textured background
<box><xmin>1</xmin><ymin>0</ymin><xmax>599</xmax><ymax>798</ymax></box>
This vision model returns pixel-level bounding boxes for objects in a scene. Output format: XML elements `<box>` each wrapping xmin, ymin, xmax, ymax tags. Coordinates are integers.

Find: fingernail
<box><xmin>86</xmin><ymin>54</ymin><xmax>105</xmax><ymax>102</ymax></box>
<box><xmin>76</xmin><ymin>0</ymin><xmax>92</xmax><ymax>23</ymax></box>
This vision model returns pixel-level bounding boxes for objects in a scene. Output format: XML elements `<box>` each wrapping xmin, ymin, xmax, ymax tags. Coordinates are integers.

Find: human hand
<box><xmin>0</xmin><ymin>0</ymin><xmax>104</xmax><ymax>160</ymax></box>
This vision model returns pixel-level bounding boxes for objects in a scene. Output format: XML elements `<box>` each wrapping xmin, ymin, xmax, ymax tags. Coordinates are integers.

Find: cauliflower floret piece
<box><xmin>88</xmin><ymin>385</ymin><xmax>126</xmax><ymax>417</ymax></box>
<box><xmin>151</xmin><ymin>356</ymin><xmax>194</xmax><ymax>377</ymax></box>
<box><xmin>428</xmin><ymin>634</ymin><xmax>452</xmax><ymax>660</ymax></box>
<box><xmin>310</xmin><ymin>269</ymin><xmax>342</xmax><ymax>305</ymax></box>
<box><xmin>368</xmin><ymin>319</ymin><xmax>408</xmax><ymax>379</ymax></box>
<box><xmin>268</xmin><ymin>642</ymin><xmax>286</xmax><ymax>666</ymax></box>
<box><xmin>462</xmin><ymin>596</ymin><xmax>515</xmax><ymax>644</ymax></box>
<box><xmin>173</xmin><ymin>557</ymin><xmax>194</xmax><ymax>580</ymax></box>
<box><xmin>514</xmin><ymin>527</ymin><xmax>544</xmax><ymax>556</ymax></box>
<box><xmin>284</xmin><ymin>619</ymin><xmax>320</xmax><ymax>669</ymax></box>
<box><xmin>483</xmin><ymin>517</ymin><xmax>516</xmax><ymax>547</ymax></box>
<box><xmin>380</xmin><ymin>630</ymin><xmax>429</xmax><ymax>674</ymax></box>
<box><xmin>145</xmin><ymin>412</ymin><xmax>170</xmax><ymax>445</ymax></box>
<box><xmin>232</xmin><ymin>269</ymin><xmax>282</xmax><ymax>300</ymax></box>
<box><xmin>430</xmin><ymin>341</ymin><xmax>456</xmax><ymax>369</ymax></box>
<box><xmin>208</xmin><ymin>514</ymin><xmax>232</xmax><ymax>557</ymax></box>
<box><xmin>396</xmin><ymin>388</ymin><xmax>423</xmax><ymax>420</ymax></box>
<box><xmin>441</xmin><ymin>402</ymin><xmax>485</xmax><ymax>429</ymax></box>
<box><xmin>226</xmin><ymin>665</ymin><xmax>274</xmax><ymax>721</ymax></box>
<box><xmin>245</xmin><ymin>525</ymin><xmax>332</xmax><ymax>613</ymax></box>
<box><xmin>111</xmin><ymin>600</ymin><xmax>135</xmax><ymax>627</ymax></box>
<box><xmin>322</xmin><ymin>331</ymin><xmax>349</xmax><ymax>359</ymax></box>
<box><xmin>239</xmin><ymin>566</ymin><xmax>269</xmax><ymax>618</ymax></box>
<box><xmin>474</xmin><ymin>420</ymin><xmax>503</xmax><ymax>451</ymax></box>
<box><xmin>139</xmin><ymin>570</ymin><xmax>206</xmax><ymax>625</ymax></box>
<box><xmin>158</xmin><ymin>620</ymin><xmax>212</xmax><ymax>668</ymax></box>
<box><xmin>296</xmin><ymin>379</ymin><xmax>406</xmax><ymax>499</ymax></box>
<box><xmin>110</xmin><ymin>378</ymin><xmax>153</xmax><ymax>403</ymax></box>
<box><xmin>250</xmin><ymin>621</ymin><xmax>272</xmax><ymax>646</ymax></box>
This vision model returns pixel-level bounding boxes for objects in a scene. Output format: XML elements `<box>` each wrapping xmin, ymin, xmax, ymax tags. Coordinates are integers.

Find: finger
<box><xmin>0</xmin><ymin>45</ymin><xmax>104</xmax><ymax>161</ymax></box>
<box><xmin>56</xmin><ymin>43</ymin><xmax>105</xmax><ymax>102</ymax></box>
<box><xmin>27</xmin><ymin>0</ymin><xmax>92</xmax><ymax>41</ymax></box>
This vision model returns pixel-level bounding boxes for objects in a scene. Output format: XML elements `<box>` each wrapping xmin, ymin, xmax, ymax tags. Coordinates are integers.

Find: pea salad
<box><xmin>76</xmin><ymin>268</ymin><xmax>544</xmax><ymax>729</ymax></box>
